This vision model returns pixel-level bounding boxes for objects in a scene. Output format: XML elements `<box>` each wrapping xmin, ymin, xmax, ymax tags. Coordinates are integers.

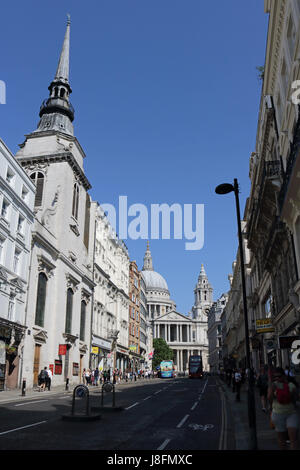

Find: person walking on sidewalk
<box><xmin>257</xmin><ymin>366</ymin><xmax>269</xmax><ymax>412</ymax></box>
<box><xmin>38</xmin><ymin>367</ymin><xmax>48</xmax><ymax>392</ymax></box>
<box><xmin>268</xmin><ymin>367</ymin><xmax>299</xmax><ymax>450</ymax></box>
<box><xmin>46</xmin><ymin>367</ymin><xmax>52</xmax><ymax>391</ymax></box>
<box><xmin>234</xmin><ymin>369</ymin><xmax>242</xmax><ymax>402</ymax></box>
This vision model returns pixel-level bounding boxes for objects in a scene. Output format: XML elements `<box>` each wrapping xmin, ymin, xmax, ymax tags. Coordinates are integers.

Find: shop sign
<box><xmin>129</xmin><ymin>345</ymin><xmax>137</xmax><ymax>351</ymax></box>
<box><xmin>49</xmin><ymin>364</ymin><xmax>54</xmax><ymax>375</ymax></box>
<box><xmin>54</xmin><ymin>360</ymin><xmax>62</xmax><ymax>375</ymax></box>
<box><xmin>58</xmin><ymin>344</ymin><xmax>67</xmax><ymax>356</ymax></box>
<box><xmin>92</xmin><ymin>336</ymin><xmax>111</xmax><ymax>349</ymax></box>
<box><xmin>91</xmin><ymin>346</ymin><xmax>99</xmax><ymax>355</ymax></box>
<box><xmin>256</xmin><ymin>319</ymin><xmax>275</xmax><ymax>333</ymax></box>
<box><xmin>279</xmin><ymin>336</ymin><xmax>300</xmax><ymax>349</ymax></box>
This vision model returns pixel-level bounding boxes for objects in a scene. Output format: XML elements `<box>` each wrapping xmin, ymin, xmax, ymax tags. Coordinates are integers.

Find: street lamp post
<box><xmin>215</xmin><ymin>178</ymin><xmax>257</xmax><ymax>450</ymax></box>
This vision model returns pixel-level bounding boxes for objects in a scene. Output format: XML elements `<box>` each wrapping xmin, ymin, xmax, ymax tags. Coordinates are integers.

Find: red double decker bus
<box><xmin>188</xmin><ymin>355</ymin><xmax>203</xmax><ymax>379</ymax></box>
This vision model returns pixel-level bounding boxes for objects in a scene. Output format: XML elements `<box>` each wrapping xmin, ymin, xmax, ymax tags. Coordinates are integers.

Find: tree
<box><xmin>152</xmin><ymin>338</ymin><xmax>174</xmax><ymax>369</ymax></box>
<box><xmin>256</xmin><ymin>65</ymin><xmax>265</xmax><ymax>81</ymax></box>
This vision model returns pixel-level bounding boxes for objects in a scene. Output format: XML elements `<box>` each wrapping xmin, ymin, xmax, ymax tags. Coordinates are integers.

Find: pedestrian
<box><xmin>85</xmin><ymin>369</ymin><xmax>91</xmax><ymax>385</ymax></box>
<box><xmin>256</xmin><ymin>366</ymin><xmax>269</xmax><ymax>412</ymax></box>
<box><xmin>38</xmin><ymin>367</ymin><xmax>48</xmax><ymax>392</ymax></box>
<box><xmin>234</xmin><ymin>369</ymin><xmax>242</xmax><ymax>402</ymax></box>
<box><xmin>94</xmin><ymin>368</ymin><xmax>99</xmax><ymax>386</ymax></box>
<box><xmin>46</xmin><ymin>366</ymin><xmax>52</xmax><ymax>391</ymax></box>
<box><xmin>268</xmin><ymin>367</ymin><xmax>299</xmax><ymax>450</ymax></box>
<box><xmin>232</xmin><ymin>370</ymin><xmax>236</xmax><ymax>393</ymax></box>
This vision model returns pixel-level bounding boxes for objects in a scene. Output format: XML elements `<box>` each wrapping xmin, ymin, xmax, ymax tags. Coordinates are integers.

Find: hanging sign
<box><xmin>58</xmin><ymin>344</ymin><xmax>67</xmax><ymax>355</ymax></box>
<box><xmin>256</xmin><ymin>319</ymin><xmax>275</xmax><ymax>334</ymax></box>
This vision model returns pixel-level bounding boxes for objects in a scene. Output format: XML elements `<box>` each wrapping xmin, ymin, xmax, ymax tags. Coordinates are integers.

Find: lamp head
<box><xmin>215</xmin><ymin>183</ymin><xmax>234</xmax><ymax>195</ymax></box>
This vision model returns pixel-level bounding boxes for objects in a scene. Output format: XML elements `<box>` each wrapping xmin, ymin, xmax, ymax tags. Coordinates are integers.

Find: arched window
<box><xmin>54</xmin><ymin>87</ymin><xmax>59</xmax><ymax>97</ymax></box>
<box><xmin>30</xmin><ymin>172</ymin><xmax>44</xmax><ymax>207</ymax></box>
<box><xmin>72</xmin><ymin>183</ymin><xmax>79</xmax><ymax>220</ymax></box>
<box><xmin>60</xmin><ymin>88</ymin><xmax>65</xmax><ymax>98</ymax></box>
<box><xmin>35</xmin><ymin>272</ymin><xmax>48</xmax><ymax>327</ymax></box>
<box><xmin>80</xmin><ymin>301</ymin><xmax>86</xmax><ymax>341</ymax></box>
<box><xmin>65</xmin><ymin>288</ymin><xmax>74</xmax><ymax>334</ymax></box>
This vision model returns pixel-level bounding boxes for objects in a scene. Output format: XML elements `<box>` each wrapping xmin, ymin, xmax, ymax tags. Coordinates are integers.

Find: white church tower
<box><xmin>191</xmin><ymin>264</ymin><xmax>213</xmax><ymax>371</ymax></box>
<box><xmin>15</xmin><ymin>17</ymin><xmax>95</xmax><ymax>388</ymax></box>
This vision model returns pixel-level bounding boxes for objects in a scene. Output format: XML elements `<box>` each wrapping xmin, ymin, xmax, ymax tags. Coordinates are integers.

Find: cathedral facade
<box><xmin>142</xmin><ymin>243</ymin><xmax>213</xmax><ymax>372</ymax></box>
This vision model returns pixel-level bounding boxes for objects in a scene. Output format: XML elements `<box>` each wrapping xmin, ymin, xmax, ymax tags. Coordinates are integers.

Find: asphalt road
<box><xmin>0</xmin><ymin>376</ymin><xmax>232</xmax><ymax>451</ymax></box>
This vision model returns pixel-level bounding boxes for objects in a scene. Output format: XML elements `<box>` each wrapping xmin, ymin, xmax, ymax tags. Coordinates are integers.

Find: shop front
<box><xmin>116</xmin><ymin>346</ymin><xmax>129</xmax><ymax>373</ymax></box>
<box><xmin>0</xmin><ymin>320</ymin><xmax>26</xmax><ymax>391</ymax></box>
<box><xmin>90</xmin><ymin>336</ymin><xmax>111</xmax><ymax>372</ymax></box>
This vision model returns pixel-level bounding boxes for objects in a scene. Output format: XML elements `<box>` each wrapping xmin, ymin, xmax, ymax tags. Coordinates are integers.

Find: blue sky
<box><xmin>0</xmin><ymin>1</ymin><xmax>269</xmax><ymax>313</ymax></box>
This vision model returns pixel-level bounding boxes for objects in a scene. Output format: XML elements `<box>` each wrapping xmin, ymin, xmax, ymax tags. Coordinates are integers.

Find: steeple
<box><xmin>142</xmin><ymin>241</ymin><xmax>154</xmax><ymax>271</ymax></box>
<box><xmin>34</xmin><ymin>15</ymin><xmax>75</xmax><ymax>136</ymax></box>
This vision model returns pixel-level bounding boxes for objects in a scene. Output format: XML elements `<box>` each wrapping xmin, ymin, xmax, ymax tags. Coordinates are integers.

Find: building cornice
<box><xmin>17</xmin><ymin>151</ymin><xmax>91</xmax><ymax>190</ymax></box>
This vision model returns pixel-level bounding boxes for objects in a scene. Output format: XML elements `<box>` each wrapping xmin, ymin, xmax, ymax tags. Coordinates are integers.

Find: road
<box><xmin>0</xmin><ymin>376</ymin><xmax>233</xmax><ymax>451</ymax></box>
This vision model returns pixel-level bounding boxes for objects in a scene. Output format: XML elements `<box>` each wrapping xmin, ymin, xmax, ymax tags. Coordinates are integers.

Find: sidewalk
<box><xmin>219</xmin><ymin>379</ymin><xmax>300</xmax><ymax>450</ymax></box>
<box><xmin>0</xmin><ymin>377</ymin><xmax>162</xmax><ymax>404</ymax></box>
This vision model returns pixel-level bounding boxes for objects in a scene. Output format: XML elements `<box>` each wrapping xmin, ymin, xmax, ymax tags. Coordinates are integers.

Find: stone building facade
<box><xmin>0</xmin><ymin>139</ymin><xmax>35</xmax><ymax>389</ymax></box>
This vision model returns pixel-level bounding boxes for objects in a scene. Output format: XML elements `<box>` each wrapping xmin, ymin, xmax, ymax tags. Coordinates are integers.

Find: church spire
<box><xmin>142</xmin><ymin>241</ymin><xmax>154</xmax><ymax>271</ymax></box>
<box><xmin>54</xmin><ymin>14</ymin><xmax>71</xmax><ymax>84</ymax></box>
<box><xmin>34</xmin><ymin>15</ymin><xmax>74</xmax><ymax>136</ymax></box>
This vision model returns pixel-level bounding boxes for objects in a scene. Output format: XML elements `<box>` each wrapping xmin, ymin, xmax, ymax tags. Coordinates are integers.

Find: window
<box><xmin>30</xmin><ymin>172</ymin><xmax>44</xmax><ymax>207</ymax></box>
<box><xmin>0</xmin><ymin>236</ymin><xmax>5</xmax><ymax>263</ymax></box>
<box><xmin>72</xmin><ymin>183</ymin><xmax>79</xmax><ymax>220</ymax></box>
<box><xmin>80</xmin><ymin>301</ymin><xmax>86</xmax><ymax>341</ymax></box>
<box><xmin>13</xmin><ymin>248</ymin><xmax>21</xmax><ymax>273</ymax></box>
<box><xmin>6</xmin><ymin>167</ymin><xmax>15</xmax><ymax>185</ymax></box>
<box><xmin>1</xmin><ymin>199</ymin><xmax>9</xmax><ymax>219</ymax></box>
<box><xmin>287</xmin><ymin>15</ymin><xmax>296</xmax><ymax>60</ymax></box>
<box><xmin>17</xmin><ymin>214</ymin><xmax>25</xmax><ymax>235</ymax></box>
<box><xmin>65</xmin><ymin>288</ymin><xmax>74</xmax><ymax>334</ymax></box>
<box><xmin>21</xmin><ymin>186</ymin><xmax>29</xmax><ymax>201</ymax></box>
<box><xmin>35</xmin><ymin>272</ymin><xmax>47</xmax><ymax>327</ymax></box>
<box><xmin>8</xmin><ymin>300</ymin><xmax>14</xmax><ymax>322</ymax></box>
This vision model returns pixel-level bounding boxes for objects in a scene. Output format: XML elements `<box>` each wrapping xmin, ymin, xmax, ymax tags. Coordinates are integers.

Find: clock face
<box><xmin>205</xmin><ymin>308</ymin><xmax>210</xmax><ymax>316</ymax></box>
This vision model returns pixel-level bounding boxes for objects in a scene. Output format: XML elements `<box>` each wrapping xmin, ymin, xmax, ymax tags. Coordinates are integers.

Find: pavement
<box><xmin>0</xmin><ymin>377</ymin><xmax>163</xmax><ymax>404</ymax></box>
<box><xmin>218</xmin><ymin>378</ymin><xmax>300</xmax><ymax>450</ymax></box>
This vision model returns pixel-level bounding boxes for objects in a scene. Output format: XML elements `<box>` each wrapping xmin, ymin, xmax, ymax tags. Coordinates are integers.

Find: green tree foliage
<box><xmin>256</xmin><ymin>65</ymin><xmax>265</xmax><ymax>81</ymax></box>
<box><xmin>152</xmin><ymin>338</ymin><xmax>174</xmax><ymax>369</ymax></box>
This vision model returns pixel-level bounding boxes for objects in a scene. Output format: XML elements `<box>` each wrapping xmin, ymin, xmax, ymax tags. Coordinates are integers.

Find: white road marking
<box><xmin>157</xmin><ymin>438</ymin><xmax>171</xmax><ymax>450</ymax></box>
<box><xmin>177</xmin><ymin>414</ymin><xmax>189</xmax><ymax>428</ymax></box>
<box><xmin>143</xmin><ymin>396</ymin><xmax>151</xmax><ymax>401</ymax></box>
<box><xmin>15</xmin><ymin>400</ymin><xmax>48</xmax><ymax>407</ymax></box>
<box><xmin>0</xmin><ymin>421</ymin><xmax>47</xmax><ymax>436</ymax></box>
<box><xmin>191</xmin><ymin>401</ymin><xmax>199</xmax><ymax>411</ymax></box>
<box><xmin>125</xmin><ymin>402</ymin><xmax>139</xmax><ymax>410</ymax></box>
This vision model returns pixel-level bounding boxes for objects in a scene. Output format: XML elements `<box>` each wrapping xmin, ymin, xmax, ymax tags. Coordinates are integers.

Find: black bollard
<box><xmin>22</xmin><ymin>378</ymin><xmax>26</xmax><ymax>396</ymax></box>
<box><xmin>66</xmin><ymin>377</ymin><xmax>69</xmax><ymax>391</ymax></box>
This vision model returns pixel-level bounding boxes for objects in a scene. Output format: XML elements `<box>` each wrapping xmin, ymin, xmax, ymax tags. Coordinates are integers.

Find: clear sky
<box><xmin>0</xmin><ymin>0</ymin><xmax>269</xmax><ymax>313</ymax></box>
